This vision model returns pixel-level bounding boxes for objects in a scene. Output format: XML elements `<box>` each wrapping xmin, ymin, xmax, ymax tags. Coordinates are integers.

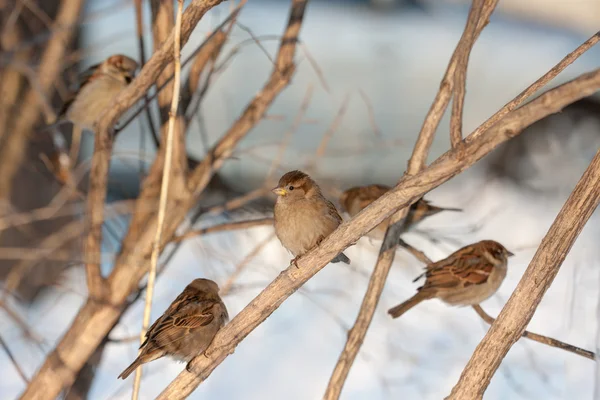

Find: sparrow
<box><xmin>59</xmin><ymin>54</ymin><xmax>138</xmax><ymax>129</ymax></box>
<box><xmin>388</xmin><ymin>240</ymin><xmax>513</xmax><ymax>318</ymax></box>
<box><xmin>55</xmin><ymin>54</ymin><xmax>138</xmax><ymax>164</ymax></box>
<box><xmin>339</xmin><ymin>184</ymin><xmax>461</xmax><ymax>240</ymax></box>
<box><xmin>272</xmin><ymin>170</ymin><xmax>351</xmax><ymax>265</ymax></box>
<box><xmin>118</xmin><ymin>278</ymin><xmax>228</xmax><ymax>379</ymax></box>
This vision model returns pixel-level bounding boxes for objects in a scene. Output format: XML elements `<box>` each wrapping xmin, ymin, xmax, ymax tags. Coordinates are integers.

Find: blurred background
<box><xmin>1</xmin><ymin>0</ymin><xmax>599</xmax><ymax>399</ymax></box>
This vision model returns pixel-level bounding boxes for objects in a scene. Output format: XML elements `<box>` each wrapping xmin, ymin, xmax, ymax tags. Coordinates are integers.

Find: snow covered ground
<box><xmin>1</xmin><ymin>0</ymin><xmax>599</xmax><ymax>399</ymax></box>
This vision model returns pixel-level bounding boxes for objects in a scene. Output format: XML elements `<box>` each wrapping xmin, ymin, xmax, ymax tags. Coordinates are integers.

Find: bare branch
<box><xmin>171</xmin><ymin>218</ymin><xmax>273</xmax><ymax>243</ymax></box>
<box><xmin>472</xmin><ymin>305</ymin><xmax>595</xmax><ymax>360</ymax></box>
<box><xmin>134</xmin><ymin>0</ymin><xmax>160</xmax><ymax>149</ymax></box>
<box><xmin>407</xmin><ymin>0</ymin><xmax>498</xmax><ymax>172</ymax></box>
<box><xmin>449</xmin><ymin>0</ymin><xmax>485</xmax><ymax>148</ymax></box>
<box><xmin>447</xmin><ymin>155</ymin><xmax>600</xmax><ymax>398</ymax></box>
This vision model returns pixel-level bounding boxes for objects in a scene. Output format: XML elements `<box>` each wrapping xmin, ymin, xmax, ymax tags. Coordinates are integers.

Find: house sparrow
<box><xmin>339</xmin><ymin>184</ymin><xmax>461</xmax><ymax>240</ymax></box>
<box><xmin>273</xmin><ymin>170</ymin><xmax>350</xmax><ymax>265</ymax></box>
<box><xmin>60</xmin><ymin>54</ymin><xmax>138</xmax><ymax>129</ymax></box>
<box><xmin>388</xmin><ymin>240</ymin><xmax>513</xmax><ymax>318</ymax></box>
<box><xmin>118</xmin><ymin>278</ymin><xmax>228</xmax><ymax>379</ymax></box>
<box><xmin>57</xmin><ymin>54</ymin><xmax>138</xmax><ymax>163</ymax></box>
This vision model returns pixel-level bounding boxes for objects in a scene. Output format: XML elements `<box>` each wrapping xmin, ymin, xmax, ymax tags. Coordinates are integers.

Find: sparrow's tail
<box><xmin>388</xmin><ymin>291</ymin><xmax>432</xmax><ymax>319</ymax></box>
<box><xmin>118</xmin><ymin>358</ymin><xmax>143</xmax><ymax>380</ymax></box>
<box><xmin>331</xmin><ymin>252</ymin><xmax>350</xmax><ymax>264</ymax></box>
<box><xmin>428</xmin><ymin>204</ymin><xmax>462</xmax><ymax>216</ymax></box>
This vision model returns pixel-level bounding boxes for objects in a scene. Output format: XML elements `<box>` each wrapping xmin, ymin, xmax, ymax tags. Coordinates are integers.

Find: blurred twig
<box><xmin>0</xmin><ymin>332</ymin><xmax>28</xmax><ymax>383</ymax></box>
<box><xmin>171</xmin><ymin>218</ymin><xmax>273</xmax><ymax>243</ymax></box>
<box><xmin>134</xmin><ymin>0</ymin><xmax>160</xmax><ymax>149</ymax></box>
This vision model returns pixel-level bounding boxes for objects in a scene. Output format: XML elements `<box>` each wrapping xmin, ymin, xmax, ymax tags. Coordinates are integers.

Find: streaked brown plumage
<box><xmin>273</xmin><ymin>170</ymin><xmax>350</xmax><ymax>265</ymax></box>
<box><xmin>60</xmin><ymin>54</ymin><xmax>138</xmax><ymax>129</ymax></box>
<box><xmin>388</xmin><ymin>240</ymin><xmax>513</xmax><ymax>318</ymax></box>
<box><xmin>339</xmin><ymin>184</ymin><xmax>461</xmax><ymax>240</ymax></box>
<box><xmin>118</xmin><ymin>278</ymin><xmax>228</xmax><ymax>379</ymax></box>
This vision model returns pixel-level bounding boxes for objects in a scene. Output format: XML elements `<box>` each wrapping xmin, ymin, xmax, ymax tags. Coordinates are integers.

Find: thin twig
<box><xmin>220</xmin><ymin>233</ymin><xmax>276</xmax><ymax>296</ymax></box>
<box><xmin>470</xmin><ymin>30</ymin><xmax>600</xmax><ymax>142</ymax></box>
<box><xmin>134</xmin><ymin>0</ymin><xmax>160</xmax><ymax>149</ymax></box>
<box><xmin>449</xmin><ymin>0</ymin><xmax>485</xmax><ymax>148</ymax></box>
<box><xmin>357</xmin><ymin>89</ymin><xmax>382</xmax><ymax>138</ymax></box>
<box><xmin>0</xmin><ymin>332</ymin><xmax>29</xmax><ymax>383</ymax></box>
<box><xmin>170</xmin><ymin>218</ymin><xmax>273</xmax><ymax>243</ymax></box>
<box><xmin>407</xmin><ymin>0</ymin><xmax>498</xmax><ymax>172</ymax></box>
<box><xmin>305</xmin><ymin>93</ymin><xmax>350</xmax><ymax>174</ymax></box>
<box><xmin>131</xmin><ymin>1</ymin><xmax>184</xmax><ymax>399</ymax></box>
<box><xmin>471</xmin><ymin>305</ymin><xmax>594</xmax><ymax>360</ymax></box>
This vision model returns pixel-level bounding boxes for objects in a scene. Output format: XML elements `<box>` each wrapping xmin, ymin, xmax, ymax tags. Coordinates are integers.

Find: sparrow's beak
<box><xmin>506</xmin><ymin>250</ymin><xmax>515</xmax><ymax>257</ymax></box>
<box><xmin>272</xmin><ymin>187</ymin><xmax>287</xmax><ymax>196</ymax></box>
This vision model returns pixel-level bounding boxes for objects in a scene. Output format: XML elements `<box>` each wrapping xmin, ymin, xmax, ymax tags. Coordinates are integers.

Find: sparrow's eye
<box><xmin>124</xmin><ymin>75</ymin><xmax>133</xmax><ymax>84</ymax></box>
<box><xmin>288</xmin><ymin>185</ymin><xmax>294</xmax><ymax>191</ymax></box>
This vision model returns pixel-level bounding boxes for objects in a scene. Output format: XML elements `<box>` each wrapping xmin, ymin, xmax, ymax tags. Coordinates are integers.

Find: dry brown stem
<box><xmin>471</xmin><ymin>305</ymin><xmax>595</xmax><ymax>360</ymax></box>
<box><xmin>449</xmin><ymin>0</ymin><xmax>486</xmax><ymax>148</ymax></box>
<box><xmin>171</xmin><ymin>218</ymin><xmax>274</xmax><ymax>243</ymax></box>
<box><xmin>407</xmin><ymin>0</ymin><xmax>498</xmax><ymax>172</ymax></box>
<box><xmin>447</xmin><ymin>148</ymin><xmax>600</xmax><ymax>399</ymax></box>
<box><xmin>134</xmin><ymin>0</ymin><xmax>159</xmax><ymax>148</ymax></box>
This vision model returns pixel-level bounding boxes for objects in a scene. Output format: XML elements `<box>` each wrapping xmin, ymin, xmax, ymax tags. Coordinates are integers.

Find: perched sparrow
<box><xmin>388</xmin><ymin>240</ymin><xmax>513</xmax><ymax>318</ymax></box>
<box><xmin>57</xmin><ymin>54</ymin><xmax>138</xmax><ymax>163</ymax></box>
<box><xmin>273</xmin><ymin>170</ymin><xmax>350</xmax><ymax>265</ymax></box>
<box><xmin>60</xmin><ymin>54</ymin><xmax>138</xmax><ymax>129</ymax></box>
<box><xmin>118</xmin><ymin>278</ymin><xmax>228</xmax><ymax>379</ymax></box>
<box><xmin>339</xmin><ymin>184</ymin><xmax>461</xmax><ymax>240</ymax></box>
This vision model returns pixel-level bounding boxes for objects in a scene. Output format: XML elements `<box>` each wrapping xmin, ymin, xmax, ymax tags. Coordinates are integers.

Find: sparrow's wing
<box><xmin>58</xmin><ymin>64</ymin><xmax>100</xmax><ymax>117</ymax></box>
<box><xmin>142</xmin><ymin>300</ymin><xmax>216</xmax><ymax>351</ymax></box>
<box><xmin>323</xmin><ymin>198</ymin><xmax>343</xmax><ymax>224</ymax></box>
<box><xmin>420</xmin><ymin>249</ymin><xmax>493</xmax><ymax>290</ymax></box>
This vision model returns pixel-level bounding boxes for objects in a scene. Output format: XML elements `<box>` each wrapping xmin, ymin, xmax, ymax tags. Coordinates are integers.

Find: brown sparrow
<box><xmin>273</xmin><ymin>170</ymin><xmax>350</xmax><ymax>265</ymax></box>
<box><xmin>60</xmin><ymin>54</ymin><xmax>138</xmax><ymax>129</ymax></box>
<box><xmin>118</xmin><ymin>278</ymin><xmax>228</xmax><ymax>379</ymax></box>
<box><xmin>388</xmin><ymin>240</ymin><xmax>513</xmax><ymax>318</ymax></box>
<box><xmin>57</xmin><ymin>54</ymin><xmax>137</xmax><ymax>163</ymax></box>
<box><xmin>339</xmin><ymin>184</ymin><xmax>461</xmax><ymax>240</ymax></box>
